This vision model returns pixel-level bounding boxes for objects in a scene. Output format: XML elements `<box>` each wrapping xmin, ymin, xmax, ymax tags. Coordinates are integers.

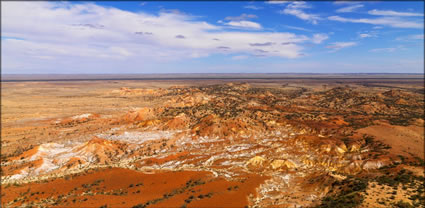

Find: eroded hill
<box><xmin>1</xmin><ymin>81</ymin><xmax>424</xmax><ymax>208</ymax></box>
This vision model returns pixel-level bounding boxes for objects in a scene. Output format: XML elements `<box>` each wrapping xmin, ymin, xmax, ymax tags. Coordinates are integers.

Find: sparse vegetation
<box><xmin>2</xmin><ymin>81</ymin><xmax>423</xmax><ymax>208</ymax></box>
<box><xmin>317</xmin><ymin>178</ymin><xmax>368</xmax><ymax>208</ymax></box>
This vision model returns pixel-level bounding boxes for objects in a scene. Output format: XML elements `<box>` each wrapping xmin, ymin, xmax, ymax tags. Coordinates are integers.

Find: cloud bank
<box><xmin>2</xmin><ymin>2</ymin><xmax>329</xmax><ymax>73</ymax></box>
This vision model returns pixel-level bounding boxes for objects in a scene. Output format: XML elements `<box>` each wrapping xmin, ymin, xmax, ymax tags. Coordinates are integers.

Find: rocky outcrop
<box><xmin>3</xmin><ymin>83</ymin><xmax>423</xmax><ymax>208</ymax></box>
<box><xmin>120</xmin><ymin>107</ymin><xmax>157</xmax><ymax>124</ymax></box>
<box><xmin>270</xmin><ymin>159</ymin><xmax>297</xmax><ymax>170</ymax></box>
<box><xmin>246</xmin><ymin>156</ymin><xmax>266</xmax><ymax>170</ymax></box>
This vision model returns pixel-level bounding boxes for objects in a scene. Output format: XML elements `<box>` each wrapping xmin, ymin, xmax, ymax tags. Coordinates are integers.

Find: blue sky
<box><xmin>2</xmin><ymin>1</ymin><xmax>424</xmax><ymax>74</ymax></box>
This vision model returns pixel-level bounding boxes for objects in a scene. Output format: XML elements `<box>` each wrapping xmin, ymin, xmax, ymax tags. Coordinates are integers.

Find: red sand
<box><xmin>2</xmin><ymin>168</ymin><xmax>267</xmax><ymax>208</ymax></box>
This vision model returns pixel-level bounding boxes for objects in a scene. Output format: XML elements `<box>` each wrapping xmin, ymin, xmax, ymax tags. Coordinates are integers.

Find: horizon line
<box><xmin>2</xmin><ymin>72</ymin><xmax>424</xmax><ymax>75</ymax></box>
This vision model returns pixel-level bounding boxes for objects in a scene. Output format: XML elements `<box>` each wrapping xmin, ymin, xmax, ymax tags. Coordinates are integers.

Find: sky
<box><xmin>1</xmin><ymin>1</ymin><xmax>424</xmax><ymax>74</ymax></box>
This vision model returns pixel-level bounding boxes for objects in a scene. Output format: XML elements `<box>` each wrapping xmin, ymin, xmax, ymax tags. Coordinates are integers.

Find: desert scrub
<box><xmin>316</xmin><ymin>177</ymin><xmax>368</xmax><ymax>208</ymax></box>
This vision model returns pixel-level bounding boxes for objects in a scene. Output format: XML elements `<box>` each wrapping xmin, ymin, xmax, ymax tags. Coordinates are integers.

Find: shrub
<box><xmin>317</xmin><ymin>178</ymin><xmax>367</xmax><ymax>208</ymax></box>
<box><xmin>394</xmin><ymin>201</ymin><xmax>414</xmax><ymax>208</ymax></box>
<box><xmin>132</xmin><ymin>204</ymin><xmax>146</xmax><ymax>208</ymax></box>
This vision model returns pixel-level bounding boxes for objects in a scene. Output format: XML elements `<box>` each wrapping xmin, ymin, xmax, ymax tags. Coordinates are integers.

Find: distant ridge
<box><xmin>1</xmin><ymin>73</ymin><xmax>424</xmax><ymax>82</ymax></box>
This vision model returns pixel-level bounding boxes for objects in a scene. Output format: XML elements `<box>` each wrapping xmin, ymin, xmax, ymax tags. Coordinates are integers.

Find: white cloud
<box><xmin>336</xmin><ymin>4</ymin><xmax>363</xmax><ymax>13</ymax></box>
<box><xmin>396</xmin><ymin>34</ymin><xmax>424</xmax><ymax>41</ymax></box>
<box><xmin>326</xmin><ymin>42</ymin><xmax>357</xmax><ymax>51</ymax></box>
<box><xmin>223</xmin><ymin>20</ymin><xmax>262</xmax><ymax>29</ymax></box>
<box><xmin>369</xmin><ymin>48</ymin><xmax>396</xmax><ymax>53</ymax></box>
<box><xmin>3</xmin><ymin>2</ymin><xmax>324</xmax><ymax>73</ymax></box>
<box><xmin>244</xmin><ymin>5</ymin><xmax>263</xmax><ymax>10</ymax></box>
<box><xmin>368</xmin><ymin>9</ymin><xmax>424</xmax><ymax>17</ymax></box>
<box><xmin>225</xmin><ymin>14</ymin><xmax>257</xmax><ymax>21</ymax></box>
<box><xmin>281</xmin><ymin>2</ymin><xmax>321</xmax><ymax>24</ymax></box>
<box><xmin>265</xmin><ymin>1</ymin><xmax>289</xmax><ymax>5</ymax></box>
<box><xmin>359</xmin><ymin>33</ymin><xmax>372</xmax><ymax>38</ymax></box>
<box><xmin>231</xmin><ymin>55</ymin><xmax>249</xmax><ymax>60</ymax></box>
<box><xmin>333</xmin><ymin>1</ymin><xmax>359</xmax><ymax>5</ymax></box>
<box><xmin>328</xmin><ymin>15</ymin><xmax>423</xmax><ymax>29</ymax></box>
<box><xmin>311</xmin><ymin>34</ymin><xmax>328</xmax><ymax>44</ymax></box>
<box><xmin>283</xmin><ymin>25</ymin><xmax>313</xmax><ymax>32</ymax></box>
<box><xmin>358</xmin><ymin>30</ymin><xmax>378</xmax><ymax>39</ymax></box>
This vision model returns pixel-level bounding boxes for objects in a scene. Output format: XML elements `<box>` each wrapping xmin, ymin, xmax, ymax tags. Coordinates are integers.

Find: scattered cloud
<box><xmin>396</xmin><ymin>34</ymin><xmax>424</xmax><ymax>41</ymax></box>
<box><xmin>283</xmin><ymin>25</ymin><xmax>314</xmax><ymax>32</ymax></box>
<box><xmin>225</xmin><ymin>14</ymin><xmax>257</xmax><ymax>21</ymax></box>
<box><xmin>358</xmin><ymin>30</ymin><xmax>378</xmax><ymax>39</ymax></box>
<box><xmin>72</xmin><ymin>23</ymin><xmax>105</xmax><ymax>29</ymax></box>
<box><xmin>328</xmin><ymin>15</ymin><xmax>423</xmax><ymax>29</ymax></box>
<box><xmin>217</xmin><ymin>46</ymin><xmax>231</xmax><ymax>50</ymax></box>
<box><xmin>326</xmin><ymin>42</ymin><xmax>357</xmax><ymax>51</ymax></box>
<box><xmin>265</xmin><ymin>1</ymin><xmax>289</xmax><ymax>5</ymax></box>
<box><xmin>244</xmin><ymin>5</ymin><xmax>263</xmax><ymax>10</ymax></box>
<box><xmin>359</xmin><ymin>33</ymin><xmax>372</xmax><ymax>38</ymax></box>
<box><xmin>2</xmin><ymin>1</ymin><xmax>423</xmax><ymax>74</ymax></box>
<box><xmin>249</xmin><ymin>42</ymin><xmax>275</xmax><ymax>47</ymax></box>
<box><xmin>254</xmin><ymin>49</ymin><xmax>269</xmax><ymax>53</ymax></box>
<box><xmin>368</xmin><ymin>9</ymin><xmax>424</xmax><ymax>17</ymax></box>
<box><xmin>333</xmin><ymin>1</ymin><xmax>360</xmax><ymax>5</ymax></box>
<box><xmin>311</xmin><ymin>34</ymin><xmax>329</xmax><ymax>44</ymax></box>
<box><xmin>3</xmin><ymin>1</ymin><xmax>325</xmax><ymax>73</ymax></box>
<box><xmin>370</xmin><ymin>47</ymin><xmax>396</xmax><ymax>53</ymax></box>
<box><xmin>135</xmin><ymin>31</ymin><xmax>153</xmax><ymax>35</ymax></box>
<box><xmin>159</xmin><ymin>9</ymin><xmax>188</xmax><ymax>16</ymax></box>
<box><xmin>175</xmin><ymin>35</ymin><xmax>186</xmax><ymax>39</ymax></box>
<box><xmin>223</xmin><ymin>20</ymin><xmax>262</xmax><ymax>29</ymax></box>
<box><xmin>231</xmin><ymin>55</ymin><xmax>249</xmax><ymax>60</ymax></box>
<box><xmin>281</xmin><ymin>2</ymin><xmax>321</xmax><ymax>24</ymax></box>
<box><xmin>336</xmin><ymin>4</ymin><xmax>363</xmax><ymax>13</ymax></box>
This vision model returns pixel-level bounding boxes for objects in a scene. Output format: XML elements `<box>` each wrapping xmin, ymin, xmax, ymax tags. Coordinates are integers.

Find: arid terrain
<box><xmin>1</xmin><ymin>75</ymin><xmax>424</xmax><ymax>208</ymax></box>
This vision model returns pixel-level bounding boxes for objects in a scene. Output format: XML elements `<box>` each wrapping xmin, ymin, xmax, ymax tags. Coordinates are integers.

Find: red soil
<box><xmin>1</xmin><ymin>168</ymin><xmax>267</xmax><ymax>208</ymax></box>
<box><xmin>2</xmin><ymin>158</ymin><xmax>44</xmax><ymax>176</ymax></box>
<box><xmin>357</xmin><ymin>122</ymin><xmax>424</xmax><ymax>159</ymax></box>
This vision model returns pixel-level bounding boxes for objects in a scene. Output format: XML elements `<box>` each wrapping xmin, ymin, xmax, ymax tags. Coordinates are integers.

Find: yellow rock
<box><xmin>349</xmin><ymin>144</ymin><xmax>360</xmax><ymax>152</ymax></box>
<box><xmin>321</xmin><ymin>144</ymin><xmax>332</xmax><ymax>153</ymax></box>
<box><xmin>303</xmin><ymin>159</ymin><xmax>313</xmax><ymax>166</ymax></box>
<box><xmin>299</xmin><ymin>129</ymin><xmax>307</xmax><ymax>134</ymax></box>
<box><xmin>335</xmin><ymin>146</ymin><xmax>346</xmax><ymax>154</ymax></box>
<box><xmin>339</xmin><ymin>143</ymin><xmax>348</xmax><ymax>152</ymax></box>
<box><xmin>270</xmin><ymin>160</ymin><xmax>285</xmax><ymax>169</ymax></box>
<box><xmin>329</xmin><ymin>172</ymin><xmax>346</xmax><ymax>180</ymax></box>
<box><xmin>283</xmin><ymin>160</ymin><xmax>297</xmax><ymax>169</ymax></box>
<box><xmin>270</xmin><ymin>159</ymin><xmax>297</xmax><ymax>169</ymax></box>
<box><xmin>247</xmin><ymin>156</ymin><xmax>266</xmax><ymax>167</ymax></box>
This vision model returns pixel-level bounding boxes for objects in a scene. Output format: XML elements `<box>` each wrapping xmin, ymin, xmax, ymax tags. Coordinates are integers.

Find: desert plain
<box><xmin>1</xmin><ymin>74</ymin><xmax>424</xmax><ymax>208</ymax></box>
